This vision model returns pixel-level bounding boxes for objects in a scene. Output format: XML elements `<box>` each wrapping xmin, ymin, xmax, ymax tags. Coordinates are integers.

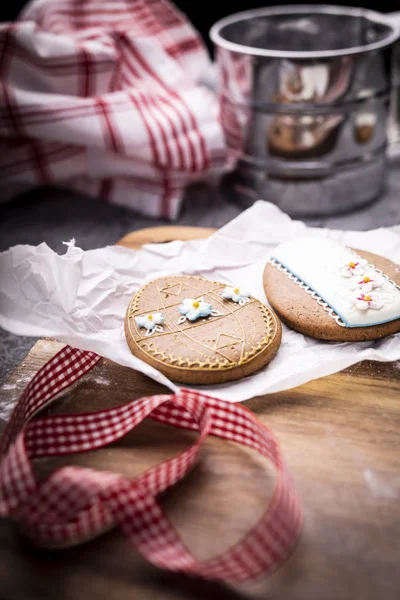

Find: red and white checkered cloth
<box><xmin>0</xmin><ymin>345</ymin><xmax>302</xmax><ymax>582</ymax></box>
<box><xmin>0</xmin><ymin>0</ymin><xmax>226</xmax><ymax>219</ymax></box>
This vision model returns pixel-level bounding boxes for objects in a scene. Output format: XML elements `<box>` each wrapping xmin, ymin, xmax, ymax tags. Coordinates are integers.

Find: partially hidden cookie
<box><xmin>124</xmin><ymin>275</ymin><xmax>282</xmax><ymax>384</ymax></box>
<box><xmin>263</xmin><ymin>237</ymin><xmax>400</xmax><ymax>342</ymax></box>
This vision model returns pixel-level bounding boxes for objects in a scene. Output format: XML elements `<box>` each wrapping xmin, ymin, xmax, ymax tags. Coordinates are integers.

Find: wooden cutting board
<box><xmin>1</xmin><ymin>227</ymin><xmax>400</xmax><ymax>600</ymax></box>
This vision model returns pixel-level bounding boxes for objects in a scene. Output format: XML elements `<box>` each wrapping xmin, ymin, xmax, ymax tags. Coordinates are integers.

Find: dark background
<box><xmin>0</xmin><ymin>1</ymin><xmax>397</xmax><ymax>54</ymax></box>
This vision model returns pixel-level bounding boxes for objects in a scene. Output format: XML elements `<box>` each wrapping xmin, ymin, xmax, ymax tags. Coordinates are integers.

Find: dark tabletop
<box><xmin>1</xmin><ymin>157</ymin><xmax>400</xmax><ymax>383</ymax></box>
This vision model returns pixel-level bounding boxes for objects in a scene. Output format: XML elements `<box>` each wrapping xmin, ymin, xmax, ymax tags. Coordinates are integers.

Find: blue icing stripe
<box><xmin>271</xmin><ymin>257</ymin><xmax>400</xmax><ymax>329</ymax></box>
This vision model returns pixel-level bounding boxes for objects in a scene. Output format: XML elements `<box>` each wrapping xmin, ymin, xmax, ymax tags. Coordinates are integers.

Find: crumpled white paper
<box><xmin>1</xmin><ymin>200</ymin><xmax>400</xmax><ymax>403</ymax></box>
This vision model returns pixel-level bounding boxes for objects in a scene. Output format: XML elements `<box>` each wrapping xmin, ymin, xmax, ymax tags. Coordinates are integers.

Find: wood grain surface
<box><xmin>1</xmin><ymin>228</ymin><xmax>400</xmax><ymax>600</ymax></box>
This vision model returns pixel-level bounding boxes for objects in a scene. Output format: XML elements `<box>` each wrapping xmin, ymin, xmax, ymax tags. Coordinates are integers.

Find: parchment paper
<box><xmin>1</xmin><ymin>200</ymin><xmax>400</xmax><ymax>403</ymax></box>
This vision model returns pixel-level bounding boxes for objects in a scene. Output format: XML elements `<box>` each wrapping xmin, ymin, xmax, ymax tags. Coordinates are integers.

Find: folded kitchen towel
<box><xmin>0</xmin><ymin>0</ymin><xmax>226</xmax><ymax>219</ymax></box>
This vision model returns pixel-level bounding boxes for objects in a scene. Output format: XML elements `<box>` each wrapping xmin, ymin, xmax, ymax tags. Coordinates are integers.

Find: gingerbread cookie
<box><xmin>263</xmin><ymin>237</ymin><xmax>400</xmax><ymax>342</ymax></box>
<box><xmin>125</xmin><ymin>275</ymin><xmax>281</xmax><ymax>384</ymax></box>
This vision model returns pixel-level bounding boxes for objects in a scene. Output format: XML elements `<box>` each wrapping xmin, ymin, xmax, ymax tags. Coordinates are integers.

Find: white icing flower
<box><xmin>222</xmin><ymin>285</ymin><xmax>251</xmax><ymax>306</ymax></box>
<box><xmin>342</xmin><ymin>258</ymin><xmax>368</xmax><ymax>278</ymax></box>
<box><xmin>357</xmin><ymin>273</ymin><xmax>385</xmax><ymax>293</ymax></box>
<box><xmin>135</xmin><ymin>312</ymin><xmax>165</xmax><ymax>336</ymax></box>
<box><xmin>177</xmin><ymin>297</ymin><xmax>222</xmax><ymax>324</ymax></box>
<box><xmin>353</xmin><ymin>292</ymin><xmax>383</xmax><ymax>311</ymax></box>
<box><xmin>179</xmin><ymin>297</ymin><xmax>213</xmax><ymax>322</ymax></box>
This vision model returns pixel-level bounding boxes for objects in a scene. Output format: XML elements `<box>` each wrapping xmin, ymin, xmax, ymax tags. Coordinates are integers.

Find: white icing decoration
<box><xmin>222</xmin><ymin>286</ymin><xmax>251</xmax><ymax>306</ymax></box>
<box><xmin>177</xmin><ymin>297</ymin><xmax>223</xmax><ymax>323</ymax></box>
<box><xmin>271</xmin><ymin>237</ymin><xmax>400</xmax><ymax>328</ymax></box>
<box><xmin>135</xmin><ymin>312</ymin><xmax>165</xmax><ymax>336</ymax></box>
<box><xmin>354</xmin><ymin>273</ymin><xmax>385</xmax><ymax>293</ymax></box>
<box><xmin>349</xmin><ymin>291</ymin><xmax>383</xmax><ymax>312</ymax></box>
<box><xmin>341</xmin><ymin>258</ymin><xmax>368</xmax><ymax>278</ymax></box>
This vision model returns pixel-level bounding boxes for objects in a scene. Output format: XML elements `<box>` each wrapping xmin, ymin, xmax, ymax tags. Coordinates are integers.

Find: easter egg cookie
<box><xmin>125</xmin><ymin>275</ymin><xmax>281</xmax><ymax>384</ymax></box>
<box><xmin>263</xmin><ymin>237</ymin><xmax>400</xmax><ymax>342</ymax></box>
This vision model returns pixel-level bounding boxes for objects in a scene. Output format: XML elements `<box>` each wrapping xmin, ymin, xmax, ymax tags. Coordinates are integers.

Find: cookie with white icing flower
<box><xmin>263</xmin><ymin>237</ymin><xmax>400</xmax><ymax>342</ymax></box>
<box><xmin>125</xmin><ymin>275</ymin><xmax>281</xmax><ymax>384</ymax></box>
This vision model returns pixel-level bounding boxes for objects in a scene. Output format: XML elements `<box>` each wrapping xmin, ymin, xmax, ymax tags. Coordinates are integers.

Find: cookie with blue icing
<box><xmin>263</xmin><ymin>238</ymin><xmax>400</xmax><ymax>341</ymax></box>
<box><xmin>125</xmin><ymin>275</ymin><xmax>281</xmax><ymax>384</ymax></box>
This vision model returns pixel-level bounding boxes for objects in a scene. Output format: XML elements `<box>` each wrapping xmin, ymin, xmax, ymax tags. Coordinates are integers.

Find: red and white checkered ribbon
<box><xmin>0</xmin><ymin>0</ymin><xmax>225</xmax><ymax>219</ymax></box>
<box><xmin>0</xmin><ymin>345</ymin><xmax>302</xmax><ymax>583</ymax></box>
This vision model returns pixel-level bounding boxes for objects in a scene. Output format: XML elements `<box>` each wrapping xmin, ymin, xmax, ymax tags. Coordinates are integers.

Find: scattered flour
<box><xmin>1</xmin><ymin>382</ymin><xmax>16</xmax><ymax>391</ymax></box>
<box><xmin>92</xmin><ymin>376</ymin><xmax>111</xmax><ymax>386</ymax></box>
<box><xmin>1</xmin><ymin>376</ymin><xmax>32</xmax><ymax>422</ymax></box>
<box><xmin>364</xmin><ymin>469</ymin><xmax>398</xmax><ymax>499</ymax></box>
<box><xmin>16</xmin><ymin>376</ymin><xmax>32</xmax><ymax>385</ymax></box>
<box><xmin>0</xmin><ymin>395</ymin><xmax>19</xmax><ymax>422</ymax></box>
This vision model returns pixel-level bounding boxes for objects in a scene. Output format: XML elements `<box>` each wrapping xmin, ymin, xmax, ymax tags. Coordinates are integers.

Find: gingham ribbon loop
<box><xmin>0</xmin><ymin>346</ymin><xmax>101</xmax><ymax>457</ymax></box>
<box><xmin>0</xmin><ymin>434</ymin><xmax>36</xmax><ymax>517</ymax></box>
<box><xmin>0</xmin><ymin>345</ymin><xmax>302</xmax><ymax>583</ymax></box>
